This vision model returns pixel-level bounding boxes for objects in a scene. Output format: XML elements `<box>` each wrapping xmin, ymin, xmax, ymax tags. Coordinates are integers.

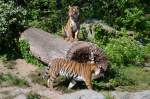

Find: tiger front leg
<box><xmin>68</xmin><ymin>79</ymin><xmax>77</xmax><ymax>89</ymax></box>
<box><xmin>85</xmin><ymin>80</ymin><xmax>92</xmax><ymax>89</ymax></box>
<box><xmin>66</xmin><ymin>34</ymin><xmax>74</xmax><ymax>42</ymax></box>
<box><xmin>74</xmin><ymin>30</ymin><xmax>79</xmax><ymax>41</ymax></box>
<box><xmin>84</xmin><ymin>75</ymin><xmax>92</xmax><ymax>89</ymax></box>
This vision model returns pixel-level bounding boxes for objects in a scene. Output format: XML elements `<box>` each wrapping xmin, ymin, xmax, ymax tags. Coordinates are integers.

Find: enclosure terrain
<box><xmin>0</xmin><ymin>0</ymin><xmax>150</xmax><ymax>99</ymax></box>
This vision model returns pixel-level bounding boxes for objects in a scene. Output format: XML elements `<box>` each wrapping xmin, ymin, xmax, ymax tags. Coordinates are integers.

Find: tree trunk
<box><xmin>20</xmin><ymin>28</ymin><xmax>107</xmax><ymax>70</ymax></box>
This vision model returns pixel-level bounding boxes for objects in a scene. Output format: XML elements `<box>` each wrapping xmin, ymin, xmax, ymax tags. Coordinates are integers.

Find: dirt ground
<box><xmin>0</xmin><ymin>59</ymin><xmax>62</xmax><ymax>99</ymax></box>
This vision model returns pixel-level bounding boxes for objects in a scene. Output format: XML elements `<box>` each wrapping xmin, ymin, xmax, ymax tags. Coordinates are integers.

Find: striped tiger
<box><xmin>63</xmin><ymin>5</ymin><xmax>80</xmax><ymax>42</ymax></box>
<box><xmin>44</xmin><ymin>58</ymin><xmax>104</xmax><ymax>90</ymax></box>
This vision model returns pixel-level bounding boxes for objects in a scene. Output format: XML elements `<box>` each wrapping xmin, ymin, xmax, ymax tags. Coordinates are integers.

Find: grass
<box><xmin>26</xmin><ymin>92</ymin><xmax>41</xmax><ymax>99</ymax></box>
<box><xmin>0</xmin><ymin>55</ymin><xmax>16</xmax><ymax>69</ymax></box>
<box><xmin>0</xmin><ymin>73</ymin><xmax>29</xmax><ymax>87</ymax></box>
<box><xmin>0</xmin><ymin>49</ymin><xmax>18</xmax><ymax>70</ymax></box>
<box><xmin>102</xmin><ymin>91</ymin><xmax>115</xmax><ymax>99</ymax></box>
<box><xmin>115</xmin><ymin>65</ymin><xmax>150</xmax><ymax>91</ymax></box>
<box><xmin>0</xmin><ymin>54</ymin><xmax>29</xmax><ymax>87</ymax></box>
<box><xmin>4</xmin><ymin>60</ymin><xmax>16</xmax><ymax>69</ymax></box>
<box><xmin>29</xmin><ymin>69</ymin><xmax>47</xmax><ymax>86</ymax></box>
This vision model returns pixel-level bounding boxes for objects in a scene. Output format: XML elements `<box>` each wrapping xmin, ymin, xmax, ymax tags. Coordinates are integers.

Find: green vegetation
<box><xmin>93</xmin><ymin>65</ymin><xmax>150</xmax><ymax>91</ymax></box>
<box><xmin>0</xmin><ymin>73</ymin><xmax>29</xmax><ymax>87</ymax></box>
<box><xmin>103</xmin><ymin>91</ymin><xmax>114</xmax><ymax>99</ymax></box>
<box><xmin>0</xmin><ymin>1</ymin><xmax>27</xmax><ymax>49</ymax></box>
<box><xmin>116</xmin><ymin>66</ymin><xmax>150</xmax><ymax>91</ymax></box>
<box><xmin>19</xmin><ymin>40</ymin><xmax>44</xmax><ymax>67</ymax></box>
<box><xmin>3</xmin><ymin>60</ymin><xmax>16</xmax><ymax>69</ymax></box>
<box><xmin>91</xmin><ymin>25</ymin><xmax>150</xmax><ymax>90</ymax></box>
<box><xmin>26</xmin><ymin>92</ymin><xmax>41</xmax><ymax>99</ymax></box>
<box><xmin>105</xmin><ymin>37</ymin><xmax>145</xmax><ymax>65</ymax></box>
<box><xmin>29</xmin><ymin>69</ymin><xmax>46</xmax><ymax>86</ymax></box>
<box><xmin>0</xmin><ymin>0</ymin><xmax>150</xmax><ymax>92</ymax></box>
<box><xmin>92</xmin><ymin>66</ymin><xmax>135</xmax><ymax>90</ymax></box>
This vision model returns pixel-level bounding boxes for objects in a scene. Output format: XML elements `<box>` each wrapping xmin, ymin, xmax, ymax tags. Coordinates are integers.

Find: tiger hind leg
<box><xmin>68</xmin><ymin>80</ymin><xmax>77</xmax><ymax>89</ymax></box>
<box><xmin>47</xmin><ymin>78</ymin><xmax>54</xmax><ymax>90</ymax></box>
<box><xmin>47</xmin><ymin>74</ymin><xmax>57</xmax><ymax>90</ymax></box>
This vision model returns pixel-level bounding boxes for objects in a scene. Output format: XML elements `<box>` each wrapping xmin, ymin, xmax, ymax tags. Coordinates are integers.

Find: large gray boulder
<box><xmin>79</xmin><ymin>19</ymin><xmax>135</xmax><ymax>41</ymax></box>
<box><xmin>20</xmin><ymin>28</ymin><xmax>107</xmax><ymax>70</ymax></box>
<box><xmin>112</xmin><ymin>90</ymin><xmax>150</xmax><ymax>99</ymax></box>
<box><xmin>58</xmin><ymin>90</ymin><xmax>105</xmax><ymax>99</ymax></box>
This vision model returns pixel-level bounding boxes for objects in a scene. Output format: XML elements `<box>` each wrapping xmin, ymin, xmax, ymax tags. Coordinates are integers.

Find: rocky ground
<box><xmin>0</xmin><ymin>59</ymin><xmax>150</xmax><ymax>99</ymax></box>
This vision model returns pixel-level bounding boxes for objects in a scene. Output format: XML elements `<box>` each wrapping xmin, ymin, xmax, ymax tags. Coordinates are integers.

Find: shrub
<box><xmin>93</xmin><ymin>63</ymin><xmax>135</xmax><ymax>90</ymax></box>
<box><xmin>115</xmin><ymin>7</ymin><xmax>145</xmax><ymax>31</ymax></box>
<box><xmin>94</xmin><ymin>24</ymin><xmax>114</xmax><ymax>46</ymax></box>
<box><xmin>144</xmin><ymin>44</ymin><xmax>150</xmax><ymax>61</ymax></box>
<box><xmin>18</xmin><ymin>39</ymin><xmax>44</xmax><ymax>67</ymax></box>
<box><xmin>25</xmin><ymin>0</ymin><xmax>119</xmax><ymax>33</ymax></box>
<box><xmin>104</xmin><ymin>36</ymin><xmax>145</xmax><ymax>65</ymax></box>
<box><xmin>26</xmin><ymin>0</ymin><xmax>66</xmax><ymax>33</ymax></box>
<box><xmin>24</xmin><ymin>0</ymin><xmax>148</xmax><ymax>34</ymax></box>
<box><xmin>0</xmin><ymin>1</ymin><xmax>27</xmax><ymax>48</ymax></box>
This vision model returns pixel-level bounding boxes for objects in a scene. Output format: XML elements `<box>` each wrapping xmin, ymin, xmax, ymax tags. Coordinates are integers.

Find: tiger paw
<box><xmin>74</xmin><ymin>38</ymin><xmax>78</xmax><ymax>41</ymax></box>
<box><xmin>52</xmin><ymin>88</ymin><xmax>64</xmax><ymax>95</ymax></box>
<box><xmin>64</xmin><ymin>38</ymin><xmax>70</xmax><ymax>41</ymax></box>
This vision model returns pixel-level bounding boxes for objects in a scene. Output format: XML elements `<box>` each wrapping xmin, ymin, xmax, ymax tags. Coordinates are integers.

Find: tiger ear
<box><xmin>76</xmin><ymin>6</ymin><xmax>79</xmax><ymax>9</ymax></box>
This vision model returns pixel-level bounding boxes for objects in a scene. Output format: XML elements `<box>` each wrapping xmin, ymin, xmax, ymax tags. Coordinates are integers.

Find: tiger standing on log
<box><xmin>43</xmin><ymin>58</ymin><xmax>106</xmax><ymax>90</ymax></box>
<box><xmin>63</xmin><ymin>5</ymin><xmax>80</xmax><ymax>42</ymax></box>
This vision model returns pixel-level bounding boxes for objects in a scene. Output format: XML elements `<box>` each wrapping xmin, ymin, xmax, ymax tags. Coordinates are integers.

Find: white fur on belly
<box><xmin>70</xmin><ymin>18</ymin><xmax>77</xmax><ymax>32</ymax></box>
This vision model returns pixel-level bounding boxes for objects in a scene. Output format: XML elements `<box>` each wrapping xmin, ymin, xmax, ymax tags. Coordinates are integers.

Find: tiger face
<box><xmin>68</xmin><ymin>5</ymin><xmax>79</xmax><ymax>19</ymax></box>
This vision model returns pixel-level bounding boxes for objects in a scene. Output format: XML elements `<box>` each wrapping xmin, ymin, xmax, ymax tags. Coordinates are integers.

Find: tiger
<box><xmin>43</xmin><ymin>58</ymin><xmax>105</xmax><ymax>90</ymax></box>
<box><xmin>63</xmin><ymin>5</ymin><xmax>80</xmax><ymax>42</ymax></box>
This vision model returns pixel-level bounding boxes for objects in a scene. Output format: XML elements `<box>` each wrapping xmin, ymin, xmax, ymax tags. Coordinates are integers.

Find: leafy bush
<box><xmin>144</xmin><ymin>44</ymin><xmax>150</xmax><ymax>61</ymax></box>
<box><xmin>115</xmin><ymin>7</ymin><xmax>144</xmax><ymax>30</ymax></box>
<box><xmin>18</xmin><ymin>40</ymin><xmax>44</xmax><ymax>67</ymax></box>
<box><xmin>26</xmin><ymin>0</ymin><xmax>66</xmax><ymax>33</ymax></box>
<box><xmin>104</xmin><ymin>36</ymin><xmax>145</xmax><ymax>65</ymax></box>
<box><xmin>24</xmin><ymin>0</ymin><xmax>149</xmax><ymax>35</ymax></box>
<box><xmin>0</xmin><ymin>1</ymin><xmax>27</xmax><ymax>48</ymax></box>
<box><xmin>94</xmin><ymin>24</ymin><xmax>114</xmax><ymax>46</ymax></box>
<box><xmin>25</xmin><ymin>0</ymin><xmax>119</xmax><ymax>33</ymax></box>
<box><xmin>93</xmin><ymin>63</ymin><xmax>135</xmax><ymax>90</ymax></box>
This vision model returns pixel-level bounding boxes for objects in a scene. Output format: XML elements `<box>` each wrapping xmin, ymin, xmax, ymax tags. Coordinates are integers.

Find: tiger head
<box><xmin>68</xmin><ymin>5</ymin><xmax>79</xmax><ymax>19</ymax></box>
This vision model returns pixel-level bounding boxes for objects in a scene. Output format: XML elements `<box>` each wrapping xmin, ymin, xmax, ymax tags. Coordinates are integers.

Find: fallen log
<box><xmin>20</xmin><ymin>28</ymin><xmax>107</xmax><ymax>70</ymax></box>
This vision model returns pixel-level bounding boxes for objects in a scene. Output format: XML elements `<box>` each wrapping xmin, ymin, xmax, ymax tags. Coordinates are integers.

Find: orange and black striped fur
<box><xmin>44</xmin><ymin>58</ymin><xmax>101</xmax><ymax>90</ymax></box>
<box><xmin>63</xmin><ymin>6</ymin><xmax>80</xmax><ymax>42</ymax></box>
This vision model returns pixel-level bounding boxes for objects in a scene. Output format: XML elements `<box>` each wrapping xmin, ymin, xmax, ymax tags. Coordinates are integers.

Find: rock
<box><xmin>144</xmin><ymin>63</ymin><xmax>150</xmax><ymax>67</ymax></box>
<box><xmin>20</xmin><ymin>28</ymin><xmax>107</xmax><ymax>70</ymax></box>
<box><xmin>80</xmin><ymin>19</ymin><xmax>119</xmax><ymax>40</ymax></box>
<box><xmin>14</xmin><ymin>94</ymin><xmax>26</xmax><ymax>99</ymax></box>
<box><xmin>80</xmin><ymin>19</ymin><xmax>136</xmax><ymax>41</ymax></box>
<box><xmin>0</xmin><ymin>86</ymin><xmax>61</xmax><ymax>99</ymax></box>
<box><xmin>112</xmin><ymin>90</ymin><xmax>150</xmax><ymax>99</ymax></box>
<box><xmin>58</xmin><ymin>89</ymin><xmax>105</xmax><ymax>99</ymax></box>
